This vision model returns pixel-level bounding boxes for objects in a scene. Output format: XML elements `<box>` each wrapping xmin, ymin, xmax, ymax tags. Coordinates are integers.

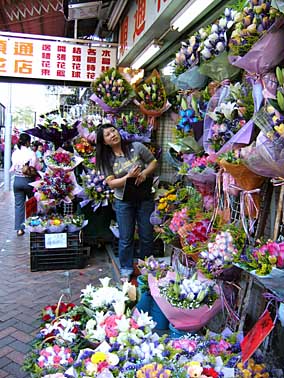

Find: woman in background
<box><xmin>10</xmin><ymin>133</ymin><xmax>36</xmax><ymax>236</ymax></box>
<box><xmin>96</xmin><ymin>123</ymin><xmax>157</xmax><ymax>281</ymax></box>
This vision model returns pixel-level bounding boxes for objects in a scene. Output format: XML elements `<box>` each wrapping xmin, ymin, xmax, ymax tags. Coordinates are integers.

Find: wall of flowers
<box><xmin>22</xmin><ymin>0</ymin><xmax>284</xmax><ymax>375</ymax></box>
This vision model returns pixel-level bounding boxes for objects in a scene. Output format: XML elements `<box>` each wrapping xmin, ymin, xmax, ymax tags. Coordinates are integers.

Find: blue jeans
<box><xmin>13</xmin><ymin>176</ymin><xmax>34</xmax><ymax>231</ymax></box>
<box><xmin>114</xmin><ymin>198</ymin><xmax>155</xmax><ymax>273</ymax></box>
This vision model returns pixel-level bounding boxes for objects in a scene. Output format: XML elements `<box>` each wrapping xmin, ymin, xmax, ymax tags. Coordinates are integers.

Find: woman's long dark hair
<box><xmin>17</xmin><ymin>133</ymin><xmax>31</xmax><ymax>150</ymax></box>
<box><xmin>96</xmin><ymin>123</ymin><xmax>131</xmax><ymax>174</ymax></box>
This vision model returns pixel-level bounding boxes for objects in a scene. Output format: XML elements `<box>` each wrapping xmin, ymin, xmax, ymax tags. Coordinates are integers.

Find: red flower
<box><xmin>202</xmin><ymin>367</ymin><xmax>219</xmax><ymax>378</ymax></box>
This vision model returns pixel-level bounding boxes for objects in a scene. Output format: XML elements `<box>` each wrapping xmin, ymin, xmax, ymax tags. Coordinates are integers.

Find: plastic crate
<box><xmin>30</xmin><ymin>231</ymin><xmax>87</xmax><ymax>271</ymax></box>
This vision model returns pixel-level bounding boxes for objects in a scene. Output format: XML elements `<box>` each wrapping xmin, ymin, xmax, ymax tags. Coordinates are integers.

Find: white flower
<box><xmin>201</xmin><ymin>48</ymin><xmax>212</xmax><ymax>59</ymax></box>
<box><xmin>219</xmin><ymin>101</ymin><xmax>237</xmax><ymax>120</ymax></box>
<box><xmin>189</xmin><ymin>35</ymin><xmax>196</xmax><ymax>46</ymax></box>
<box><xmin>134</xmin><ymin>311</ymin><xmax>155</xmax><ymax>329</ymax></box>
<box><xmin>116</xmin><ymin>316</ymin><xmax>130</xmax><ymax>332</ymax></box>
<box><xmin>204</xmin><ymin>39</ymin><xmax>212</xmax><ymax>48</ymax></box>
<box><xmin>113</xmin><ymin>301</ymin><xmax>125</xmax><ymax>316</ymax></box>
<box><xmin>99</xmin><ymin>277</ymin><xmax>111</xmax><ymax>287</ymax></box>
<box><xmin>219</xmin><ymin>18</ymin><xmax>227</xmax><ymax>29</ymax></box>
<box><xmin>211</xmin><ymin>24</ymin><xmax>219</xmax><ymax>33</ymax></box>
<box><xmin>216</xmin><ymin>42</ymin><xmax>225</xmax><ymax>52</ymax></box>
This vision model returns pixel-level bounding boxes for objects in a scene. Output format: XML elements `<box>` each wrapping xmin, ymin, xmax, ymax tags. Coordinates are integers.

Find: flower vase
<box><xmin>136</xmin><ymin>275</ymin><xmax>152</xmax><ymax>314</ymax></box>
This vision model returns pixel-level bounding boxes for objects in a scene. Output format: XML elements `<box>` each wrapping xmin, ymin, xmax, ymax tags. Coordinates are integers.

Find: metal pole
<box><xmin>4</xmin><ymin>83</ymin><xmax>12</xmax><ymax>192</ymax></box>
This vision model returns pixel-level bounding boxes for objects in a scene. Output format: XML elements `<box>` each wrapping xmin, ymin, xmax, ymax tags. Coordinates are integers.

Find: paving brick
<box><xmin>0</xmin><ymin>370</ymin><xmax>9</xmax><ymax>378</ymax></box>
<box><xmin>0</xmin><ymin>356</ymin><xmax>11</xmax><ymax>369</ymax></box>
<box><xmin>2</xmin><ymin>362</ymin><xmax>29</xmax><ymax>378</ymax></box>
<box><xmin>8</xmin><ymin>340</ymin><xmax>31</xmax><ymax>354</ymax></box>
<box><xmin>11</xmin><ymin>330</ymin><xmax>33</xmax><ymax>343</ymax></box>
<box><xmin>7</xmin><ymin>350</ymin><xmax>26</xmax><ymax>365</ymax></box>
<box><xmin>0</xmin><ymin>336</ymin><xmax>16</xmax><ymax>348</ymax></box>
<box><xmin>0</xmin><ymin>327</ymin><xmax>17</xmax><ymax>339</ymax></box>
<box><xmin>0</xmin><ymin>346</ymin><xmax>13</xmax><ymax>358</ymax></box>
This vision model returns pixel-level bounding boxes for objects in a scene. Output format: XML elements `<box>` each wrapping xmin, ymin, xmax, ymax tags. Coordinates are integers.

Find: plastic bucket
<box><xmin>151</xmin><ymin>299</ymin><xmax>169</xmax><ymax>330</ymax></box>
<box><xmin>136</xmin><ymin>275</ymin><xmax>152</xmax><ymax>314</ymax></box>
<box><xmin>169</xmin><ymin>323</ymin><xmax>195</xmax><ymax>339</ymax></box>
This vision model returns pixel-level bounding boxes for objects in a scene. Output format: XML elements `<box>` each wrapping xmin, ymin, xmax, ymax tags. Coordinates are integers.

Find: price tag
<box><xmin>45</xmin><ymin>233</ymin><xmax>67</xmax><ymax>249</ymax></box>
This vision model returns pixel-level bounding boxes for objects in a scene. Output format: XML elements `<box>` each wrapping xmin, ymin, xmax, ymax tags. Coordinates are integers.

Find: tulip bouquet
<box><xmin>77</xmin><ymin>114</ymin><xmax>109</xmax><ymax>142</ymax></box>
<box><xmin>25</xmin><ymin>112</ymin><xmax>79</xmax><ymax>149</ymax></box>
<box><xmin>229</xmin><ymin>0</ymin><xmax>280</xmax><ymax>57</ymax></box>
<box><xmin>44</xmin><ymin>148</ymin><xmax>83</xmax><ymax>172</ymax></box>
<box><xmin>91</xmin><ymin>67</ymin><xmax>133</xmax><ymax>113</ymax></box>
<box><xmin>198</xmin><ymin>231</ymin><xmax>238</xmax><ymax>278</ymax></box>
<box><xmin>110</xmin><ymin>111</ymin><xmax>152</xmax><ymax>143</ymax></box>
<box><xmin>135</xmin><ymin>69</ymin><xmax>169</xmax><ymax>125</ymax></box>
<box><xmin>78</xmin><ymin>170</ymin><xmax>114</xmax><ymax>212</ymax></box>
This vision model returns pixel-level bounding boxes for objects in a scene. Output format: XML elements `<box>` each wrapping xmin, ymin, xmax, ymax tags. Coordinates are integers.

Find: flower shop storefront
<box><xmin>2</xmin><ymin>0</ymin><xmax>284</xmax><ymax>375</ymax></box>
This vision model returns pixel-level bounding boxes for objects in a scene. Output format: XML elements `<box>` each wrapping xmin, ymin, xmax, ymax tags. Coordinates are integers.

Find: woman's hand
<box><xmin>127</xmin><ymin>165</ymin><xmax>142</xmax><ymax>178</ymax></box>
<box><xmin>135</xmin><ymin>171</ymin><xmax>147</xmax><ymax>185</ymax></box>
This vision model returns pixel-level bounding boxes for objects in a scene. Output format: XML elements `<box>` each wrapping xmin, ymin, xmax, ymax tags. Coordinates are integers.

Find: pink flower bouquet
<box><xmin>44</xmin><ymin>148</ymin><xmax>83</xmax><ymax>172</ymax></box>
<box><xmin>148</xmin><ymin>272</ymin><xmax>222</xmax><ymax>331</ymax></box>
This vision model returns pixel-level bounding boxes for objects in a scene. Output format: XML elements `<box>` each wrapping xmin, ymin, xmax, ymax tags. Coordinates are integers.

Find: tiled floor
<box><xmin>0</xmin><ymin>191</ymin><xmax>113</xmax><ymax>377</ymax></box>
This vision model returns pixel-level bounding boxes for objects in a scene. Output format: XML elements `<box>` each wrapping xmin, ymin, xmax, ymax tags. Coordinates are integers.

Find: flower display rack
<box><xmin>30</xmin><ymin>231</ymin><xmax>87</xmax><ymax>272</ymax></box>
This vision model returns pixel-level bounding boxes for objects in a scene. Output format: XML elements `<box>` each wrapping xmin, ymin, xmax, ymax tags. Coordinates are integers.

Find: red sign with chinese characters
<box><xmin>0</xmin><ymin>36</ymin><xmax>117</xmax><ymax>82</ymax></box>
<box><xmin>241</xmin><ymin>310</ymin><xmax>275</xmax><ymax>363</ymax></box>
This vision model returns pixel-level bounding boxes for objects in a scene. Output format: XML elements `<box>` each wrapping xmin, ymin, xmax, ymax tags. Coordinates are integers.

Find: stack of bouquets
<box><xmin>135</xmin><ymin>69</ymin><xmax>169</xmax><ymax>124</ymax></box>
<box><xmin>25</xmin><ymin>112</ymin><xmax>79</xmax><ymax>149</ymax></box>
<box><xmin>148</xmin><ymin>271</ymin><xmax>221</xmax><ymax>331</ymax></box>
<box><xmin>78</xmin><ymin>170</ymin><xmax>114</xmax><ymax>212</ymax></box>
<box><xmin>90</xmin><ymin>67</ymin><xmax>133</xmax><ymax>113</ymax></box>
<box><xmin>44</xmin><ymin>148</ymin><xmax>83</xmax><ymax>172</ymax></box>
<box><xmin>77</xmin><ymin>114</ymin><xmax>109</xmax><ymax>142</ymax></box>
<box><xmin>198</xmin><ymin>231</ymin><xmax>238</xmax><ymax>277</ymax></box>
<box><xmin>110</xmin><ymin>111</ymin><xmax>152</xmax><ymax>143</ymax></box>
<box><xmin>229</xmin><ymin>0</ymin><xmax>280</xmax><ymax>57</ymax></box>
<box><xmin>31</xmin><ymin>169</ymin><xmax>80</xmax><ymax>207</ymax></box>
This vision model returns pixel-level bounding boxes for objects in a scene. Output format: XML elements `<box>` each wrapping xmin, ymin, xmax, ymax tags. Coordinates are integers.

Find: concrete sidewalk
<box><xmin>0</xmin><ymin>191</ymin><xmax>113</xmax><ymax>377</ymax></box>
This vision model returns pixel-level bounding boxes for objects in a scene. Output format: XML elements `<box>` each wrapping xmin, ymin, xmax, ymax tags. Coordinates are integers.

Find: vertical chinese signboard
<box><xmin>118</xmin><ymin>0</ymin><xmax>174</xmax><ymax>63</ymax></box>
<box><xmin>0</xmin><ymin>36</ymin><xmax>117</xmax><ymax>82</ymax></box>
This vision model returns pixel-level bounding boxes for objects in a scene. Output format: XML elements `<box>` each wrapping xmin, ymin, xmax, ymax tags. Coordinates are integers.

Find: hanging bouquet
<box><xmin>110</xmin><ymin>111</ymin><xmax>152</xmax><ymax>143</ymax></box>
<box><xmin>229</xmin><ymin>0</ymin><xmax>280</xmax><ymax>57</ymax></box>
<box><xmin>172</xmin><ymin>29</ymin><xmax>209</xmax><ymax>91</ymax></box>
<box><xmin>44</xmin><ymin>148</ymin><xmax>83</xmax><ymax>172</ymax></box>
<box><xmin>77</xmin><ymin>114</ymin><xmax>109</xmax><ymax>142</ymax></box>
<box><xmin>90</xmin><ymin>67</ymin><xmax>133</xmax><ymax>113</ymax></box>
<box><xmin>199</xmin><ymin>8</ymin><xmax>240</xmax><ymax>81</ymax></box>
<box><xmin>64</xmin><ymin>214</ymin><xmax>88</xmax><ymax>233</ymax></box>
<box><xmin>31</xmin><ymin>169</ymin><xmax>80</xmax><ymax>207</ymax></box>
<box><xmin>80</xmin><ymin>277</ymin><xmax>136</xmax><ymax>313</ymax></box>
<box><xmin>78</xmin><ymin>170</ymin><xmax>114</xmax><ymax>212</ymax></box>
<box><xmin>25</xmin><ymin>112</ymin><xmax>79</xmax><ymax>149</ymax></box>
<box><xmin>24</xmin><ymin>215</ymin><xmax>47</xmax><ymax>233</ymax></box>
<box><xmin>134</xmin><ymin>69</ymin><xmax>170</xmax><ymax>126</ymax></box>
<box><xmin>198</xmin><ymin>231</ymin><xmax>238</xmax><ymax>278</ymax></box>
<box><xmin>148</xmin><ymin>272</ymin><xmax>221</xmax><ymax>331</ymax></box>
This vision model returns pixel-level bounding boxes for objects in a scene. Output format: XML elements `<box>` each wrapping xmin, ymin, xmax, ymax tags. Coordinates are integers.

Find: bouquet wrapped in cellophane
<box><xmin>90</xmin><ymin>67</ymin><xmax>134</xmax><ymax>113</ymax></box>
<box><xmin>148</xmin><ymin>271</ymin><xmax>222</xmax><ymax>331</ymax></box>
<box><xmin>44</xmin><ymin>147</ymin><xmax>83</xmax><ymax>172</ymax></box>
<box><xmin>134</xmin><ymin>69</ymin><xmax>170</xmax><ymax>127</ymax></box>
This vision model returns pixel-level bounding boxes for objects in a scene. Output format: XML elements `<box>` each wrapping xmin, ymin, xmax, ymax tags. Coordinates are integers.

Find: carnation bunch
<box><xmin>45</xmin><ymin>148</ymin><xmax>79</xmax><ymax>171</ymax></box>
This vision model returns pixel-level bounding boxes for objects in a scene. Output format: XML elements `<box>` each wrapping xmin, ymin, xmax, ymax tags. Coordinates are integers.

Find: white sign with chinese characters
<box><xmin>119</xmin><ymin>0</ymin><xmax>174</xmax><ymax>62</ymax></box>
<box><xmin>0</xmin><ymin>36</ymin><xmax>117</xmax><ymax>82</ymax></box>
<box><xmin>45</xmin><ymin>233</ymin><xmax>67</xmax><ymax>249</ymax></box>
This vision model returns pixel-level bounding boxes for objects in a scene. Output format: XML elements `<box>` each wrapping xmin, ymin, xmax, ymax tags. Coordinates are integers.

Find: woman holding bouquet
<box><xmin>96</xmin><ymin>123</ymin><xmax>158</xmax><ymax>281</ymax></box>
<box><xmin>10</xmin><ymin>133</ymin><xmax>37</xmax><ymax>236</ymax></box>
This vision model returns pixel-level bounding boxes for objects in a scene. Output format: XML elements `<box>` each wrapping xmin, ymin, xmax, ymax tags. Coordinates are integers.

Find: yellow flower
<box><xmin>167</xmin><ymin>194</ymin><xmax>177</xmax><ymax>201</ymax></box>
<box><xmin>272</xmin><ymin>115</ymin><xmax>280</xmax><ymax>123</ymax></box>
<box><xmin>274</xmin><ymin>123</ymin><xmax>284</xmax><ymax>135</ymax></box>
<box><xmin>91</xmin><ymin>351</ymin><xmax>107</xmax><ymax>364</ymax></box>
<box><xmin>157</xmin><ymin>203</ymin><xmax>167</xmax><ymax>210</ymax></box>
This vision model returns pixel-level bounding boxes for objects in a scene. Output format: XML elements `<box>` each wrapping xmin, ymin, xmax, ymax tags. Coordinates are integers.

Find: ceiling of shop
<box><xmin>0</xmin><ymin>0</ymin><xmax>127</xmax><ymax>40</ymax></box>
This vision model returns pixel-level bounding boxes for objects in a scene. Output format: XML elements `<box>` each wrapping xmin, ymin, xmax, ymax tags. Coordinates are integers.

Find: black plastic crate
<box><xmin>30</xmin><ymin>231</ymin><xmax>87</xmax><ymax>271</ymax></box>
